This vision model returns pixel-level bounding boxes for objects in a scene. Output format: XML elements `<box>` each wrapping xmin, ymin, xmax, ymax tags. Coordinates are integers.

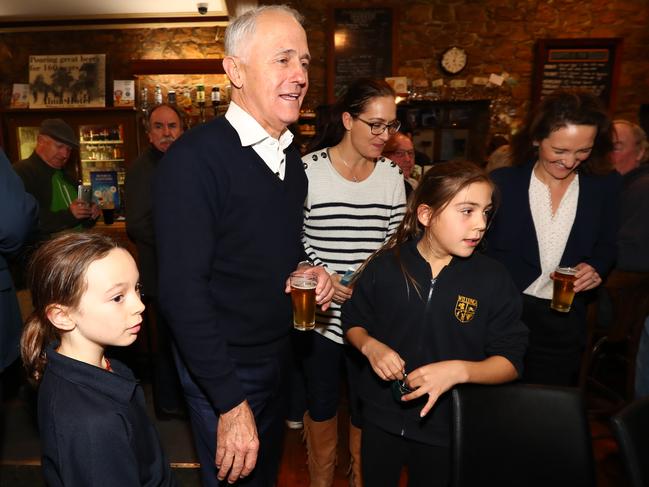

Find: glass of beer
<box><xmin>290</xmin><ymin>272</ymin><xmax>317</xmax><ymax>331</ymax></box>
<box><xmin>551</xmin><ymin>266</ymin><xmax>578</xmax><ymax>312</ymax></box>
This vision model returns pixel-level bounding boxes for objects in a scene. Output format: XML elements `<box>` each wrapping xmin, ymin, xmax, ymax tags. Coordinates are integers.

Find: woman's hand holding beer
<box><xmin>551</xmin><ymin>262</ymin><xmax>601</xmax><ymax>292</ymax></box>
<box><xmin>330</xmin><ymin>273</ymin><xmax>354</xmax><ymax>305</ymax></box>
<box><xmin>572</xmin><ymin>263</ymin><xmax>601</xmax><ymax>292</ymax></box>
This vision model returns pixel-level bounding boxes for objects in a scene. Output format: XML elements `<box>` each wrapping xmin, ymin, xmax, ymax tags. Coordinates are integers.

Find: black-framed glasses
<box><xmin>356</xmin><ymin>117</ymin><xmax>401</xmax><ymax>136</ymax></box>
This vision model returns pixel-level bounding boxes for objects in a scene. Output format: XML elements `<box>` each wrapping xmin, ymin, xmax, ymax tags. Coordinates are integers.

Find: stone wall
<box><xmin>1</xmin><ymin>0</ymin><xmax>648</xmax><ymax>130</ymax></box>
<box><xmin>291</xmin><ymin>0</ymin><xmax>649</xmax><ymax>129</ymax></box>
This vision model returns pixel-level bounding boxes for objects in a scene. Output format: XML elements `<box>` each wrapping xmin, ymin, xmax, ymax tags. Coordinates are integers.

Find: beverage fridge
<box><xmin>0</xmin><ymin>107</ymin><xmax>139</xmax><ymax>220</ymax></box>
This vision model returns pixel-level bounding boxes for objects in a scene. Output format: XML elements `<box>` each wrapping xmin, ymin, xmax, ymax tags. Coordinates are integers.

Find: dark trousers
<box><xmin>521</xmin><ymin>294</ymin><xmax>583</xmax><ymax>386</ymax></box>
<box><xmin>302</xmin><ymin>331</ymin><xmax>343</xmax><ymax>421</ymax></box>
<box><xmin>301</xmin><ymin>331</ymin><xmax>363</xmax><ymax>426</ymax></box>
<box><xmin>173</xmin><ymin>338</ymin><xmax>290</xmax><ymax>487</ymax></box>
<box><xmin>149</xmin><ymin>298</ymin><xmax>184</xmax><ymax>413</ymax></box>
<box><xmin>361</xmin><ymin>421</ymin><xmax>450</xmax><ymax>487</ymax></box>
<box><xmin>286</xmin><ymin>330</ymin><xmax>308</xmax><ymax>422</ymax></box>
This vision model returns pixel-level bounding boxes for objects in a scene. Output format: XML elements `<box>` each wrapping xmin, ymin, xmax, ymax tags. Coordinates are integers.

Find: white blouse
<box><xmin>524</xmin><ymin>169</ymin><xmax>579</xmax><ymax>299</ymax></box>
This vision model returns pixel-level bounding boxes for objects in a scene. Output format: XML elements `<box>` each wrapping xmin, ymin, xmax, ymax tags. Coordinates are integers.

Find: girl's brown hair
<box><xmin>359</xmin><ymin>160</ymin><xmax>494</xmax><ymax>293</ymax></box>
<box><xmin>20</xmin><ymin>232</ymin><xmax>119</xmax><ymax>384</ymax></box>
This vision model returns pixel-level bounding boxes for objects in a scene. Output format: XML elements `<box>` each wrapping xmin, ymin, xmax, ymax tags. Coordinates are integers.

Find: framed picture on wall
<box><xmin>532</xmin><ymin>38</ymin><xmax>622</xmax><ymax>110</ymax></box>
<box><xmin>327</xmin><ymin>7</ymin><xmax>398</xmax><ymax>103</ymax></box>
<box><xmin>29</xmin><ymin>54</ymin><xmax>106</xmax><ymax>108</ymax></box>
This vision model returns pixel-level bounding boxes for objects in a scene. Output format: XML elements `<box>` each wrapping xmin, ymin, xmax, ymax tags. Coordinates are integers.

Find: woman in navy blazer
<box><xmin>486</xmin><ymin>92</ymin><xmax>621</xmax><ymax>386</ymax></box>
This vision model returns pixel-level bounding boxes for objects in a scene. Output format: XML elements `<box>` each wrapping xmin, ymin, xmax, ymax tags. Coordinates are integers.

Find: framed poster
<box><xmin>327</xmin><ymin>7</ymin><xmax>397</xmax><ymax>102</ymax></box>
<box><xmin>29</xmin><ymin>54</ymin><xmax>106</xmax><ymax>108</ymax></box>
<box><xmin>532</xmin><ymin>38</ymin><xmax>622</xmax><ymax>110</ymax></box>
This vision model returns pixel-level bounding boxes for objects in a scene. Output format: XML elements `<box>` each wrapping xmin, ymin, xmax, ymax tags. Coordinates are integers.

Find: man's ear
<box><xmin>416</xmin><ymin>204</ymin><xmax>433</xmax><ymax>228</ymax></box>
<box><xmin>223</xmin><ymin>56</ymin><xmax>243</xmax><ymax>89</ymax></box>
<box><xmin>45</xmin><ymin>304</ymin><xmax>76</xmax><ymax>332</ymax></box>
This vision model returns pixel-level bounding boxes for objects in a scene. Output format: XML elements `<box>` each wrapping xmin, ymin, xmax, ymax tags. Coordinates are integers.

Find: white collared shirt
<box><xmin>524</xmin><ymin>169</ymin><xmax>579</xmax><ymax>299</ymax></box>
<box><xmin>225</xmin><ymin>101</ymin><xmax>294</xmax><ymax>180</ymax></box>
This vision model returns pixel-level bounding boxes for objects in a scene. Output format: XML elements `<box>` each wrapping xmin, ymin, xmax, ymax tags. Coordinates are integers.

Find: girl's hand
<box><xmin>330</xmin><ymin>273</ymin><xmax>354</xmax><ymax>305</ymax></box>
<box><xmin>401</xmin><ymin>361</ymin><xmax>466</xmax><ymax>417</ymax></box>
<box><xmin>572</xmin><ymin>263</ymin><xmax>602</xmax><ymax>292</ymax></box>
<box><xmin>361</xmin><ymin>337</ymin><xmax>405</xmax><ymax>381</ymax></box>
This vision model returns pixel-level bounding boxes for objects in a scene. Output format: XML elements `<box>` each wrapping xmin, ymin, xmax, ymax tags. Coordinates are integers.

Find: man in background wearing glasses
<box><xmin>383</xmin><ymin>132</ymin><xmax>420</xmax><ymax>198</ymax></box>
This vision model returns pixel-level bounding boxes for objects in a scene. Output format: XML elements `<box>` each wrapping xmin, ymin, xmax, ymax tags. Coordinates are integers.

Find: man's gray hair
<box><xmin>144</xmin><ymin>103</ymin><xmax>184</xmax><ymax>132</ymax></box>
<box><xmin>614</xmin><ymin>119</ymin><xmax>649</xmax><ymax>164</ymax></box>
<box><xmin>224</xmin><ymin>5</ymin><xmax>304</xmax><ymax>58</ymax></box>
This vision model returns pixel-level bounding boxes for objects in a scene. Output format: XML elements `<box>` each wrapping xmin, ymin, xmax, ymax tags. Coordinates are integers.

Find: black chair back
<box><xmin>611</xmin><ymin>396</ymin><xmax>649</xmax><ymax>487</ymax></box>
<box><xmin>580</xmin><ymin>271</ymin><xmax>649</xmax><ymax>403</ymax></box>
<box><xmin>451</xmin><ymin>383</ymin><xmax>596</xmax><ymax>487</ymax></box>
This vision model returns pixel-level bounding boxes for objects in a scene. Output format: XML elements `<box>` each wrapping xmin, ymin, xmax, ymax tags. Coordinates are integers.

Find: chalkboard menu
<box><xmin>533</xmin><ymin>38</ymin><xmax>622</xmax><ymax>109</ymax></box>
<box><xmin>327</xmin><ymin>7</ymin><xmax>395</xmax><ymax>102</ymax></box>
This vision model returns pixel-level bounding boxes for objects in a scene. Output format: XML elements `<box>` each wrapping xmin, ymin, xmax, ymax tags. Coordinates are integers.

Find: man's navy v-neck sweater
<box><xmin>154</xmin><ymin>116</ymin><xmax>307</xmax><ymax>412</ymax></box>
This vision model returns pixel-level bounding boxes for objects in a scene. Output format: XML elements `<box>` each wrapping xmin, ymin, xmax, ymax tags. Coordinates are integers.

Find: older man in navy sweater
<box><xmin>154</xmin><ymin>6</ymin><xmax>333</xmax><ymax>487</ymax></box>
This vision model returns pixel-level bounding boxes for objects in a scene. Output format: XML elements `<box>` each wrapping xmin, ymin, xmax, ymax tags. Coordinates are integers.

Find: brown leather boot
<box><xmin>348</xmin><ymin>423</ymin><xmax>363</xmax><ymax>487</ymax></box>
<box><xmin>303</xmin><ymin>412</ymin><xmax>338</xmax><ymax>487</ymax></box>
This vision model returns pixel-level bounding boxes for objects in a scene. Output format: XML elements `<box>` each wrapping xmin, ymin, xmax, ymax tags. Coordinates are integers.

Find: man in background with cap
<box><xmin>14</xmin><ymin>118</ymin><xmax>100</xmax><ymax>236</ymax></box>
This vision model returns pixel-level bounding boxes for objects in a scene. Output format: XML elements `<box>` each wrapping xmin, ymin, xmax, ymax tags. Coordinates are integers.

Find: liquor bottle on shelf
<box><xmin>78</xmin><ymin>124</ymin><xmax>127</xmax><ymax>191</ymax></box>
<box><xmin>197</xmin><ymin>84</ymin><xmax>206</xmax><ymax>123</ymax></box>
<box><xmin>180</xmin><ymin>87</ymin><xmax>193</xmax><ymax>129</ymax></box>
<box><xmin>211</xmin><ymin>86</ymin><xmax>220</xmax><ymax>118</ymax></box>
<box><xmin>139</xmin><ymin>87</ymin><xmax>149</xmax><ymax>115</ymax></box>
<box><xmin>167</xmin><ymin>90</ymin><xmax>177</xmax><ymax>106</ymax></box>
<box><xmin>154</xmin><ymin>85</ymin><xmax>163</xmax><ymax>105</ymax></box>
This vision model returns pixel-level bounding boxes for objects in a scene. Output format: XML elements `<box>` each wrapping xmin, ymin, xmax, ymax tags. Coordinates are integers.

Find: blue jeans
<box><xmin>173</xmin><ymin>338</ymin><xmax>290</xmax><ymax>486</ymax></box>
<box><xmin>635</xmin><ymin>316</ymin><xmax>649</xmax><ymax>398</ymax></box>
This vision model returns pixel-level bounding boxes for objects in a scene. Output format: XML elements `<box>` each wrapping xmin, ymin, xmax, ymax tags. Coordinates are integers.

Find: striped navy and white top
<box><xmin>302</xmin><ymin>148</ymin><xmax>407</xmax><ymax>344</ymax></box>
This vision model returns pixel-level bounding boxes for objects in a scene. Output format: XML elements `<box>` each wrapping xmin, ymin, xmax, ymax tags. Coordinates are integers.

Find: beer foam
<box><xmin>292</xmin><ymin>280</ymin><xmax>316</xmax><ymax>289</ymax></box>
<box><xmin>556</xmin><ymin>266</ymin><xmax>577</xmax><ymax>276</ymax></box>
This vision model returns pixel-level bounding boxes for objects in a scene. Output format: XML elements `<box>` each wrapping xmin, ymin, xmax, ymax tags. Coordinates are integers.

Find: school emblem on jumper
<box><xmin>455</xmin><ymin>295</ymin><xmax>478</xmax><ymax>323</ymax></box>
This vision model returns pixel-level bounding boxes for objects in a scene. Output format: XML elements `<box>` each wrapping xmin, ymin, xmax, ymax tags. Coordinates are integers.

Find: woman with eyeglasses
<box><xmin>299</xmin><ymin>78</ymin><xmax>406</xmax><ymax>486</ymax></box>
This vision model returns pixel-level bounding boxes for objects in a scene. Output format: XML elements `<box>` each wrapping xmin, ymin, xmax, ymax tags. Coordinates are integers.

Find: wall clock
<box><xmin>440</xmin><ymin>46</ymin><xmax>467</xmax><ymax>75</ymax></box>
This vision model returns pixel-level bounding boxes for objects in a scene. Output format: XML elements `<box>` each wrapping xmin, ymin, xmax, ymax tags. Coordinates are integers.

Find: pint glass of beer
<box><xmin>290</xmin><ymin>272</ymin><xmax>317</xmax><ymax>331</ymax></box>
<box><xmin>551</xmin><ymin>266</ymin><xmax>577</xmax><ymax>312</ymax></box>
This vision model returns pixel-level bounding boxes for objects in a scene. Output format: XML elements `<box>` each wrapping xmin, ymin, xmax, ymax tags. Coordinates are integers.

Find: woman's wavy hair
<box><xmin>511</xmin><ymin>91</ymin><xmax>614</xmax><ymax>175</ymax></box>
<box><xmin>20</xmin><ymin>232</ymin><xmax>120</xmax><ymax>385</ymax></box>
<box><xmin>306</xmin><ymin>78</ymin><xmax>395</xmax><ymax>152</ymax></box>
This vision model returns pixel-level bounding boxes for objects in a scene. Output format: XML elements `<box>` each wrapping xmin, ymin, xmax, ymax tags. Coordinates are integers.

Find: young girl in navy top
<box><xmin>342</xmin><ymin>161</ymin><xmax>528</xmax><ymax>486</ymax></box>
<box><xmin>21</xmin><ymin>232</ymin><xmax>176</xmax><ymax>486</ymax></box>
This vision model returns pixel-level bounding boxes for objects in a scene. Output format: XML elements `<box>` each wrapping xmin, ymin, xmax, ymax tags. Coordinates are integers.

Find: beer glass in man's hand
<box><xmin>290</xmin><ymin>272</ymin><xmax>317</xmax><ymax>330</ymax></box>
<box><xmin>551</xmin><ymin>266</ymin><xmax>577</xmax><ymax>312</ymax></box>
